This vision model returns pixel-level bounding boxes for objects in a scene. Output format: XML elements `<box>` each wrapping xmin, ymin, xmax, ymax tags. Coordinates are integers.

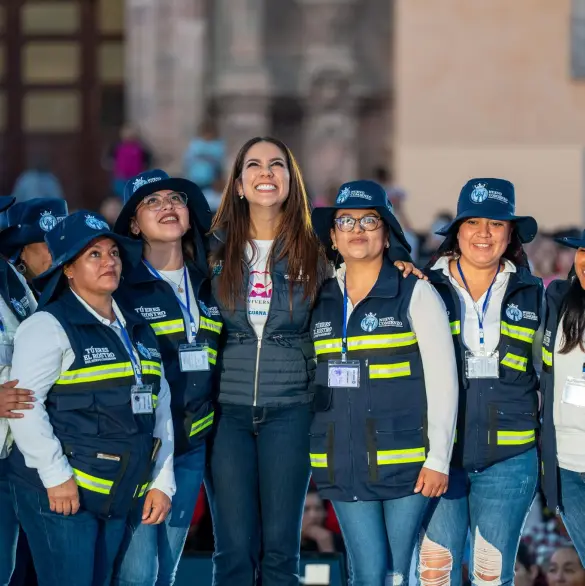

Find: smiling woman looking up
<box><xmin>207</xmin><ymin>136</ymin><xmax>326</xmax><ymax>586</ymax></box>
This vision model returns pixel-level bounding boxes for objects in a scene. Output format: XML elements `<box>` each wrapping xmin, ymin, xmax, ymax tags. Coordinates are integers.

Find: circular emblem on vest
<box><xmin>505</xmin><ymin>304</ymin><xmax>523</xmax><ymax>322</ymax></box>
<box><xmin>10</xmin><ymin>298</ymin><xmax>26</xmax><ymax>317</ymax></box>
<box><xmin>136</xmin><ymin>341</ymin><xmax>152</xmax><ymax>359</ymax></box>
<box><xmin>39</xmin><ymin>211</ymin><xmax>58</xmax><ymax>232</ymax></box>
<box><xmin>470</xmin><ymin>182</ymin><xmax>488</xmax><ymax>204</ymax></box>
<box><xmin>361</xmin><ymin>312</ymin><xmax>379</xmax><ymax>333</ymax></box>
<box><xmin>85</xmin><ymin>214</ymin><xmax>110</xmax><ymax>231</ymax></box>
<box><xmin>336</xmin><ymin>186</ymin><xmax>351</xmax><ymax>204</ymax></box>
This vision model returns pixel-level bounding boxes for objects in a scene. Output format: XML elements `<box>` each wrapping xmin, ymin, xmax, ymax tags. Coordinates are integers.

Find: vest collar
<box><xmin>334</xmin><ymin>257</ymin><xmax>400</xmax><ymax>300</ymax></box>
<box><xmin>124</xmin><ymin>258</ymin><xmax>206</xmax><ymax>294</ymax></box>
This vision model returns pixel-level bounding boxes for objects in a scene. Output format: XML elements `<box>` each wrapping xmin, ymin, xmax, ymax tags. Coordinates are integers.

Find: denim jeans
<box><xmin>419</xmin><ymin>448</ymin><xmax>538</xmax><ymax>586</ymax></box>
<box><xmin>559</xmin><ymin>467</ymin><xmax>585</xmax><ymax>565</ymax></box>
<box><xmin>113</xmin><ymin>442</ymin><xmax>206</xmax><ymax>586</ymax></box>
<box><xmin>207</xmin><ymin>402</ymin><xmax>312</xmax><ymax>586</ymax></box>
<box><xmin>11</xmin><ymin>482</ymin><xmax>127</xmax><ymax>586</ymax></box>
<box><xmin>0</xmin><ymin>475</ymin><xmax>18</xmax><ymax>586</ymax></box>
<box><xmin>333</xmin><ymin>493</ymin><xmax>429</xmax><ymax>586</ymax></box>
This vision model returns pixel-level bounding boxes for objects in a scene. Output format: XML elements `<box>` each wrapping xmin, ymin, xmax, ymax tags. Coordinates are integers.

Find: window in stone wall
<box><xmin>572</xmin><ymin>0</ymin><xmax>585</xmax><ymax>78</ymax></box>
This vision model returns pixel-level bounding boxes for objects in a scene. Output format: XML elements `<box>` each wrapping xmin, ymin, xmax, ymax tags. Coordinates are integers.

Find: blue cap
<box><xmin>555</xmin><ymin>230</ymin><xmax>585</xmax><ymax>250</ymax></box>
<box><xmin>0</xmin><ymin>198</ymin><xmax>68</xmax><ymax>260</ymax></box>
<box><xmin>311</xmin><ymin>180</ymin><xmax>412</xmax><ymax>261</ymax></box>
<box><xmin>435</xmin><ymin>178</ymin><xmax>538</xmax><ymax>243</ymax></box>
<box><xmin>34</xmin><ymin>210</ymin><xmax>142</xmax><ymax>308</ymax></box>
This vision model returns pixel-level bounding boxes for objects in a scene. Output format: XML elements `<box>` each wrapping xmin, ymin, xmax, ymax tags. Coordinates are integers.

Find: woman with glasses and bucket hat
<box><xmin>420</xmin><ymin>179</ymin><xmax>542</xmax><ymax>586</ymax></box>
<box><xmin>540</xmin><ymin>230</ymin><xmax>585</xmax><ymax>565</ymax></box>
<box><xmin>6</xmin><ymin>211</ymin><xmax>175</xmax><ymax>586</ymax></box>
<box><xmin>110</xmin><ymin>169</ymin><xmax>220</xmax><ymax>586</ymax></box>
<box><xmin>309</xmin><ymin>180</ymin><xmax>459</xmax><ymax>586</ymax></box>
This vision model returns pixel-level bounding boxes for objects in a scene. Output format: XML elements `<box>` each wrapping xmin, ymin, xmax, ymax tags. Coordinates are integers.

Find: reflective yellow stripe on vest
<box><xmin>496</xmin><ymin>430</ymin><xmax>535</xmax><ymax>445</ymax></box>
<box><xmin>542</xmin><ymin>347</ymin><xmax>553</xmax><ymax>367</ymax></box>
<box><xmin>200</xmin><ymin>317</ymin><xmax>222</xmax><ymax>335</ymax></box>
<box><xmin>72</xmin><ymin>468</ymin><xmax>113</xmax><ymax>495</ymax></box>
<box><xmin>140</xmin><ymin>360</ymin><xmax>162</xmax><ymax>377</ymax></box>
<box><xmin>348</xmin><ymin>332</ymin><xmax>417</xmax><ymax>351</ymax></box>
<box><xmin>377</xmin><ymin>447</ymin><xmax>426</xmax><ymax>465</ymax></box>
<box><xmin>501</xmin><ymin>352</ymin><xmax>528</xmax><ymax>372</ymax></box>
<box><xmin>134</xmin><ymin>482</ymin><xmax>149</xmax><ymax>498</ymax></box>
<box><xmin>152</xmin><ymin>394</ymin><xmax>158</xmax><ymax>409</ymax></box>
<box><xmin>450</xmin><ymin>321</ymin><xmax>461</xmax><ymax>335</ymax></box>
<box><xmin>190</xmin><ymin>411</ymin><xmax>214</xmax><ymax>437</ymax></box>
<box><xmin>151</xmin><ymin>319</ymin><xmax>185</xmax><ymax>336</ymax></box>
<box><xmin>310</xmin><ymin>453</ymin><xmax>327</xmax><ymax>468</ymax></box>
<box><xmin>369</xmin><ymin>362</ymin><xmax>411</xmax><ymax>379</ymax></box>
<box><xmin>208</xmin><ymin>348</ymin><xmax>217</xmax><ymax>365</ymax></box>
<box><xmin>315</xmin><ymin>338</ymin><xmax>343</xmax><ymax>356</ymax></box>
<box><xmin>501</xmin><ymin>321</ymin><xmax>536</xmax><ymax>344</ymax></box>
<box><xmin>56</xmin><ymin>362</ymin><xmax>134</xmax><ymax>385</ymax></box>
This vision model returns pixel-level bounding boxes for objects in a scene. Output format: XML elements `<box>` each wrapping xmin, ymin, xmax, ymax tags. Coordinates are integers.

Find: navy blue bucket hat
<box><xmin>34</xmin><ymin>210</ymin><xmax>143</xmax><ymax>308</ymax></box>
<box><xmin>435</xmin><ymin>178</ymin><xmax>538</xmax><ymax>243</ymax></box>
<box><xmin>312</xmin><ymin>180</ymin><xmax>412</xmax><ymax>262</ymax></box>
<box><xmin>555</xmin><ymin>230</ymin><xmax>585</xmax><ymax>250</ymax></box>
<box><xmin>0</xmin><ymin>198</ymin><xmax>68</xmax><ymax>261</ymax></box>
<box><xmin>0</xmin><ymin>196</ymin><xmax>14</xmax><ymax>214</ymax></box>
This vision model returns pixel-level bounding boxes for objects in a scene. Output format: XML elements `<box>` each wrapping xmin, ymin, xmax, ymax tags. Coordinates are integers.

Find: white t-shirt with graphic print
<box><xmin>246</xmin><ymin>240</ymin><xmax>273</xmax><ymax>339</ymax></box>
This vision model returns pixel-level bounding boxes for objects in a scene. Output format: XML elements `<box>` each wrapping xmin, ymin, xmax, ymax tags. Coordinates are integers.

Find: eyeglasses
<box><xmin>139</xmin><ymin>192</ymin><xmax>188</xmax><ymax>212</ymax></box>
<box><xmin>334</xmin><ymin>215</ymin><xmax>382</xmax><ymax>232</ymax></box>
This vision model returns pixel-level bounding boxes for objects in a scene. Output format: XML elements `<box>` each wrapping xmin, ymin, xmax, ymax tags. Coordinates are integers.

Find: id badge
<box><xmin>179</xmin><ymin>343</ymin><xmax>210</xmax><ymax>372</ymax></box>
<box><xmin>562</xmin><ymin>377</ymin><xmax>585</xmax><ymax>408</ymax></box>
<box><xmin>465</xmin><ymin>351</ymin><xmax>500</xmax><ymax>379</ymax></box>
<box><xmin>328</xmin><ymin>360</ymin><xmax>360</xmax><ymax>388</ymax></box>
<box><xmin>0</xmin><ymin>335</ymin><xmax>13</xmax><ymax>366</ymax></box>
<box><xmin>131</xmin><ymin>384</ymin><xmax>154</xmax><ymax>415</ymax></box>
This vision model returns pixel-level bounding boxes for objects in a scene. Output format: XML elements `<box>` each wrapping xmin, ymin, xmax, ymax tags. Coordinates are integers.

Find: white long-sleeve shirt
<box><xmin>0</xmin><ymin>265</ymin><xmax>38</xmax><ymax>458</ymax></box>
<box><xmin>336</xmin><ymin>264</ymin><xmax>459</xmax><ymax>475</ymax></box>
<box><xmin>8</xmin><ymin>291</ymin><xmax>175</xmax><ymax>498</ymax></box>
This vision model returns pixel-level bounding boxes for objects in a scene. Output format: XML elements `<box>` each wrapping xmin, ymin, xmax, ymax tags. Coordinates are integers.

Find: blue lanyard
<box><xmin>456</xmin><ymin>259</ymin><xmax>499</xmax><ymax>349</ymax></box>
<box><xmin>116</xmin><ymin>319</ymin><xmax>143</xmax><ymax>385</ymax></box>
<box><xmin>143</xmin><ymin>260</ymin><xmax>197</xmax><ymax>336</ymax></box>
<box><xmin>342</xmin><ymin>278</ymin><xmax>349</xmax><ymax>363</ymax></box>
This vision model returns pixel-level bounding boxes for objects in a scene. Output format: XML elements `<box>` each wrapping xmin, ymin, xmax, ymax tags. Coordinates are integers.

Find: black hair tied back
<box><xmin>559</xmin><ymin>275</ymin><xmax>585</xmax><ymax>354</ymax></box>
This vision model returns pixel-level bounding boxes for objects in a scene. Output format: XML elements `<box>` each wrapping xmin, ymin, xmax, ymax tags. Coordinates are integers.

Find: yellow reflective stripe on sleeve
<box><xmin>314</xmin><ymin>338</ymin><xmax>343</xmax><ymax>355</ymax></box>
<box><xmin>501</xmin><ymin>352</ymin><xmax>528</xmax><ymax>372</ymax></box>
<box><xmin>208</xmin><ymin>348</ymin><xmax>217</xmax><ymax>365</ymax></box>
<box><xmin>542</xmin><ymin>347</ymin><xmax>553</xmax><ymax>367</ymax></box>
<box><xmin>310</xmin><ymin>453</ymin><xmax>328</xmax><ymax>468</ymax></box>
<box><xmin>500</xmin><ymin>321</ymin><xmax>536</xmax><ymax>344</ymax></box>
<box><xmin>134</xmin><ymin>482</ymin><xmax>149</xmax><ymax>498</ymax></box>
<box><xmin>200</xmin><ymin>317</ymin><xmax>222</xmax><ymax>335</ymax></box>
<box><xmin>377</xmin><ymin>447</ymin><xmax>426</xmax><ymax>465</ymax></box>
<box><xmin>450</xmin><ymin>321</ymin><xmax>461</xmax><ymax>335</ymax></box>
<box><xmin>347</xmin><ymin>332</ymin><xmax>417</xmax><ymax>351</ymax></box>
<box><xmin>151</xmin><ymin>319</ymin><xmax>185</xmax><ymax>336</ymax></box>
<box><xmin>72</xmin><ymin>468</ymin><xmax>113</xmax><ymax>495</ymax></box>
<box><xmin>140</xmin><ymin>361</ymin><xmax>162</xmax><ymax>377</ymax></box>
<box><xmin>190</xmin><ymin>411</ymin><xmax>214</xmax><ymax>437</ymax></box>
<box><xmin>369</xmin><ymin>362</ymin><xmax>411</xmax><ymax>379</ymax></box>
<box><xmin>56</xmin><ymin>362</ymin><xmax>134</xmax><ymax>385</ymax></box>
<box><xmin>496</xmin><ymin>430</ymin><xmax>536</xmax><ymax>445</ymax></box>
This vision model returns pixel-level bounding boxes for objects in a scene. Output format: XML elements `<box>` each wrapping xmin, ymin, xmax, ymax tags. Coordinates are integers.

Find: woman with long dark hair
<box><xmin>419</xmin><ymin>179</ymin><xmax>542</xmax><ymax>586</ymax></box>
<box><xmin>540</xmin><ymin>231</ymin><xmax>585</xmax><ymax>565</ymax></box>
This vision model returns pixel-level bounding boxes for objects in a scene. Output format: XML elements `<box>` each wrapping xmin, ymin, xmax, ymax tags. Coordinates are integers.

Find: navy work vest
<box><xmin>540</xmin><ymin>278</ymin><xmax>571</xmax><ymax>513</ymax></box>
<box><xmin>428</xmin><ymin>262</ymin><xmax>542</xmax><ymax>471</ymax></box>
<box><xmin>117</xmin><ymin>260</ymin><xmax>221</xmax><ymax>456</ymax></box>
<box><xmin>0</xmin><ymin>259</ymin><xmax>33</xmax><ymax>322</ymax></box>
<box><xmin>9</xmin><ymin>289</ymin><xmax>162</xmax><ymax>519</ymax></box>
<box><xmin>310</xmin><ymin>260</ymin><xmax>428</xmax><ymax>502</ymax></box>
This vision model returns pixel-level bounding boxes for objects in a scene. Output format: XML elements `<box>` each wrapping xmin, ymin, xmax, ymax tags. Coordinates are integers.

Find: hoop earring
<box><xmin>385</xmin><ymin>242</ymin><xmax>390</xmax><ymax>248</ymax></box>
<box><xmin>239</xmin><ymin>193</ymin><xmax>244</xmax><ymax>200</ymax></box>
<box><xmin>16</xmin><ymin>262</ymin><xmax>26</xmax><ymax>274</ymax></box>
<box><xmin>331</xmin><ymin>244</ymin><xmax>337</xmax><ymax>251</ymax></box>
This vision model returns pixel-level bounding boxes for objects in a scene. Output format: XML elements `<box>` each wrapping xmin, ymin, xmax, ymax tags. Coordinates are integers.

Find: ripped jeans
<box><xmin>418</xmin><ymin>448</ymin><xmax>538</xmax><ymax>586</ymax></box>
<box><xmin>333</xmin><ymin>493</ymin><xmax>429</xmax><ymax>586</ymax></box>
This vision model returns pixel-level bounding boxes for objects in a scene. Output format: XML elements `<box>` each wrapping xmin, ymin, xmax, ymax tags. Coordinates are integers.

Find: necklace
<box><xmin>159</xmin><ymin>268</ymin><xmax>186</xmax><ymax>293</ymax></box>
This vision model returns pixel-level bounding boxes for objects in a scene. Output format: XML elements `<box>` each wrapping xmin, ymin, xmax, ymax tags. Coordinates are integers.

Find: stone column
<box><xmin>212</xmin><ymin>0</ymin><xmax>271</xmax><ymax>166</ymax></box>
<box><xmin>297</xmin><ymin>0</ymin><xmax>359</xmax><ymax>198</ymax></box>
<box><xmin>125</xmin><ymin>0</ymin><xmax>208</xmax><ymax>173</ymax></box>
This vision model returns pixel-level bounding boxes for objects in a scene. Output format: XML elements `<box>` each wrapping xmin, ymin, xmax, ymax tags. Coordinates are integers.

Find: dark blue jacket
<box><xmin>116</xmin><ymin>260</ymin><xmax>221</xmax><ymax>456</ymax></box>
<box><xmin>309</xmin><ymin>260</ymin><xmax>428</xmax><ymax>501</ymax></box>
<box><xmin>9</xmin><ymin>289</ymin><xmax>162</xmax><ymax>519</ymax></box>
<box><xmin>210</xmin><ymin>241</ymin><xmax>316</xmax><ymax>407</ymax></box>
<box><xmin>428</xmin><ymin>264</ymin><xmax>542</xmax><ymax>471</ymax></box>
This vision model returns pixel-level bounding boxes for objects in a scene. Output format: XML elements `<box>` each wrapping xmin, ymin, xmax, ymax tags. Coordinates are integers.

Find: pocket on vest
<box><xmin>95</xmin><ymin>391</ymin><xmax>139</xmax><ymax>435</ymax></box>
<box><xmin>487</xmin><ymin>403</ymin><xmax>537</xmax><ymax>449</ymax></box>
<box><xmin>184</xmin><ymin>401</ymin><xmax>215</xmax><ymax>444</ymax></box>
<box><xmin>53</xmin><ymin>393</ymin><xmax>98</xmax><ymax>435</ymax></box>
<box><xmin>309</xmin><ymin>421</ymin><xmax>336</xmax><ymax>488</ymax></box>
<box><xmin>500</xmin><ymin>345</ymin><xmax>529</xmax><ymax>379</ymax></box>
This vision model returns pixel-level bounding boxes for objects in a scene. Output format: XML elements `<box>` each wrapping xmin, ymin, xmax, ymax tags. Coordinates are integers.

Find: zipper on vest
<box><xmin>253</xmin><ymin>337</ymin><xmax>262</xmax><ymax>407</ymax></box>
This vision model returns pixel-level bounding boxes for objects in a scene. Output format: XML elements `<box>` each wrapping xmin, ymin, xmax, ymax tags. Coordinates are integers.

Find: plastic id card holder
<box><xmin>465</xmin><ymin>351</ymin><xmax>500</xmax><ymax>379</ymax></box>
<box><xmin>328</xmin><ymin>360</ymin><xmax>360</xmax><ymax>388</ymax></box>
<box><xmin>131</xmin><ymin>384</ymin><xmax>154</xmax><ymax>415</ymax></box>
<box><xmin>562</xmin><ymin>377</ymin><xmax>585</xmax><ymax>408</ymax></box>
<box><xmin>0</xmin><ymin>334</ymin><xmax>13</xmax><ymax>367</ymax></box>
<box><xmin>179</xmin><ymin>343</ymin><xmax>210</xmax><ymax>372</ymax></box>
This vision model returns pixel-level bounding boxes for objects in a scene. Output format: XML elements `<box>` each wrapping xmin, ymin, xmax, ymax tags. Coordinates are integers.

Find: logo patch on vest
<box><xmin>361</xmin><ymin>313</ymin><xmax>379</xmax><ymax>332</ymax></box>
<box><xmin>10</xmin><ymin>297</ymin><xmax>27</xmax><ymax>318</ymax></box>
<box><xmin>313</xmin><ymin>321</ymin><xmax>332</xmax><ymax>338</ymax></box>
<box><xmin>135</xmin><ymin>306</ymin><xmax>167</xmax><ymax>320</ymax></box>
<box><xmin>198</xmin><ymin>301</ymin><xmax>220</xmax><ymax>317</ymax></box>
<box><xmin>505</xmin><ymin>304</ymin><xmax>523</xmax><ymax>322</ymax></box>
<box><xmin>378</xmin><ymin>316</ymin><xmax>404</xmax><ymax>328</ymax></box>
<box><xmin>83</xmin><ymin>346</ymin><xmax>116</xmax><ymax>364</ymax></box>
<box><xmin>136</xmin><ymin>341</ymin><xmax>151</xmax><ymax>359</ymax></box>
